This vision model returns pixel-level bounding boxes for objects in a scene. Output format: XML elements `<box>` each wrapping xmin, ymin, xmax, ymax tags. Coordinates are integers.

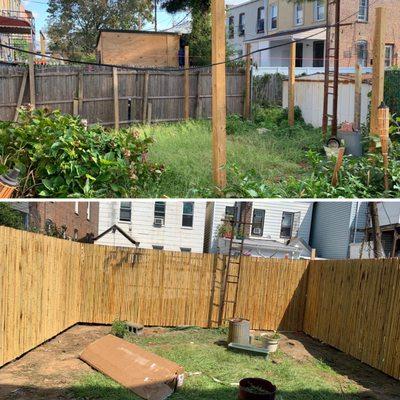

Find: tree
<box><xmin>0</xmin><ymin>204</ymin><xmax>24</xmax><ymax>230</ymax></box>
<box><xmin>160</xmin><ymin>0</ymin><xmax>210</xmax><ymax>15</ymax></box>
<box><xmin>46</xmin><ymin>0</ymin><xmax>154</xmax><ymax>59</ymax></box>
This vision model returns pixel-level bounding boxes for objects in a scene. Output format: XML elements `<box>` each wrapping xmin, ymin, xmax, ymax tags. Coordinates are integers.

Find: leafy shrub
<box><xmin>0</xmin><ymin>108</ymin><xmax>163</xmax><ymax>197</ymax></box>
<box><xmin>0</xmin><ymin>203</ymin><xmax>24</xmax><ymax>229</ymax></box>
<box><xmin>111</xmin><ymin>320</ymin><xmax>128</xmax><ymax>338</ymax></box>
<box><xmin>385</xmin><ymin>69</ymin><xmax>400</xmax><ymax>119</ymax></box>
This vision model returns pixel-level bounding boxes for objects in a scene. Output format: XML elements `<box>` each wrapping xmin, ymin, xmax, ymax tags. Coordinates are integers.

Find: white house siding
<box><xmin>96</xmin><ymin>201</ymin><xmax>207</xmax><ymax>253</ymax></box>
<box><xmin>282</xmin><ymin>76</ymin><xmax>371</xmax><ymax>128</ymax></box>
<box><xmin>208</xmin><ymin>201</ymin><xmax>313</xmax><ymax>253</ymax></box>
<box><xmin>376</xmin><ymin>203</ymin><xmax>400</xmax><ymax>226</ymax></box>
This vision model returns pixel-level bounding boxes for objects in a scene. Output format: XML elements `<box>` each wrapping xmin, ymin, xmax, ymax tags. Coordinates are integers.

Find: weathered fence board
<box><xmin>0</xmin><ymin>65</ymin><xmax>246</xmax><ymax>125</ymax></box>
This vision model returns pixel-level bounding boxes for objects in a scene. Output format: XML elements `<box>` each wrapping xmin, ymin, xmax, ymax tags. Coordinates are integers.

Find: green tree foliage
<box><xmin>160</xmin><ymin>0</ymin><xmax>210</xmax><ymax>15</ymax></box>
<box><xmin>46</xmin><ymin>0</ymin><xmax>154</xmax><ymax>59</ymax></box>
<box><xmin>0</xmin><ymin>204</ymin><xmax>24</xmax><ymax>230</ymax></box>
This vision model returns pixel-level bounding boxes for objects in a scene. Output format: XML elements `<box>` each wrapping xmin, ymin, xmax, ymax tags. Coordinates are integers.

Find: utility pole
<box><xmin>369</xmin><ymin>202</ymin><xmax>385</xmax><ymax>259</ymax></box>
<box><xmin>154</xmin><ymin>0</ymin><xmax>158</xmax><ymax>31</ymax></box>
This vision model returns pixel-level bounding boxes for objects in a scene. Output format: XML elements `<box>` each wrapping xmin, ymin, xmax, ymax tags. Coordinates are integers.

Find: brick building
<box><xmin>329</xmin><ymin>0</ymin><xmax>400</xmax><ymax>68</ymax></box>
<box><xmin>29</xmin><ymin>202</ymin><xmax>99</xmax><ymax>242</ymax></box>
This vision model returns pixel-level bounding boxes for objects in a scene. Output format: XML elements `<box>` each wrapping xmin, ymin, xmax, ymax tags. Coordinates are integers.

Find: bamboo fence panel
<box><xmin>0</xmin><ymin>65</ymin><xmax>246</xmax><ymax>124</ymax></box>
<box><xmin>304</xmin><ymin>259</ymin><xmax>400</xmax><ymax>380</ymax></box>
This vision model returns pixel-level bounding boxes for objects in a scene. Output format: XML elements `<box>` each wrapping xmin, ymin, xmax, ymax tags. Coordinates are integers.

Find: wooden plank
<box><xmin>288</xmin><ymin>41</ymin><xmax>296</xmax><ymax>126</ymax></box>
<box><xmin>28</xmin><ymin>42</ymin><xmax>36</xmax><ymax>108</ymax></box>
<box><xmin>184</xmin><ymin>45</ymin><xmax>190</xmax><ymax>120</ymax></box>
<box><xmin>331</xmin><ymin>147</ymin><xmax>345</xmax><ymax>187</ymax></box>
<box><xmin>78</xmin><ymin>71</ymin><xmax>84</xmax><ymax>115</ymax></box>
<box><xmin>113</xmin><ymin>67</ymin><xmax>120</xmax><ymax>130</ymax></box>
<box><xmin>13</xmin><ymin>71</ymin><xmax>28</xmax><ymax>122</ymax></box>
<box><xmin>142</xmin><ymin>72</ymin><xmax>149</xmax><ymax>123</ymax></box>
<box><xmin>354</xmin><ymin>63</ymin><xmax>362</xmax><ymax>130</ymax></box>
<box><xmin>211</xmin><ymin>0</ymin><xmax>227</xmax><ymax>188</ymax></box>
<box><xmin>195</xmin><ymin>71</ymin><xmax>202</xmax><ymax>119</ymax></box>
<box><xmin>370</xmin><ymin>7</ymin><xmax>386</xmax><ymax>143</ymax></box>
<box><xmin>243</xmin><ymin>43</ymin><xmax>252</xmax><ymax>119</ymax></box>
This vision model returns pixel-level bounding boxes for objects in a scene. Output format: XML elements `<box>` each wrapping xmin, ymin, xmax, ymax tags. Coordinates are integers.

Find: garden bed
<box><xmin>1</xmin><ymin>325</ymin><xmax>400</xmax><ymax>400</ymax></box>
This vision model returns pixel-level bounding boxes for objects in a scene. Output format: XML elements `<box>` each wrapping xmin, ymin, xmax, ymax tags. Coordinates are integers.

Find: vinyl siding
<box><xmin>96</xmin><ymin>201</ymin><xmax>207</xmax><ymax>253</ymax></box>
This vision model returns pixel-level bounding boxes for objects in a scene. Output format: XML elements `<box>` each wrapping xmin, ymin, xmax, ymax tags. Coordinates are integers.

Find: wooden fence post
<box><xmin>211</xmin><ymin>0</ymin><xmax>227</xmax><ymax>189</ymax></box>
<box><xmin>244</xmin><ymin>43</ymin><xmax>252</xmax><ymax>119</ymax></box>
<box><xmin>147</xmin><ymin>102</ymin><xmax>153</xmax><ymax>124</ymax></box>
<box><xmin>377</xmin><ymin>103</ymin><xmax>390</xmax><ymax>191</ymax></box>
<box><xmin>142</xmin><ymin>72</ymin><xmax>149</xmax><ymax>123</ymax></box>
<box><xmin>77</xmin><ymin>71</ymin><xmax>84</xmax><ymax>115</ymax></box>
<box><xmin>370</xmin><ymin>7</ymin><xmax>386</xmax><ymax>146</ymax></box>
<box><xmin>14</xmin><ymin>71</ymin><xmax>28</xmax><ymax>122</ymax></box>
<box><xmin>184</xmin><ymin>45</ymin><xmax>190</xmax><ymax>120</ymax></box>
<box><xmin>331</xmin><ymin>147</ymin><xmax>345</xmax><ymax>187</ymax></box>
<box><xmin>288</xmin><ymin>41</ymin><xmax>296</xmax><ymax>126</ymax></box>
<box><xmin>28</xmin><ymin>41</ymin><xmax>36</xmax><ymax>108</ymax></box>
<box><xmin>112</xmin><ymin>67</ymin><xmax>120</xmax><ymax>130</ymax></box>
<box><xmin>354</xmin><ymin>63</ymin><xmax>362</xmax><ymax>131</ymax></box>
<box><xmin>195</xmin><ymin>71</ymin><xmax>202</xmax><ymax>119</ymax></box>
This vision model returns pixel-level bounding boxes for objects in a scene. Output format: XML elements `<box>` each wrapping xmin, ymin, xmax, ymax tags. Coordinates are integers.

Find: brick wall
<box><xmin>328</xmin><ymin>0</ymin><xmax>400</xmax><ymax>68</ymax></box>
<box><xmin>29</xmin><ymin>202</ymin><xmax>99</xmax><ymax>242</ymax></box>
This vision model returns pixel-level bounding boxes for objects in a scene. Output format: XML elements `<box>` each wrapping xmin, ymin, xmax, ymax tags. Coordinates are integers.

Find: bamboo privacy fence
<box><xmin>1</xmin><ymin>226</ymin><xmax>399</xmax><ymax>380</ymax></box>
<box><xmin>0</xmin><ymin>65</ymin><xmax>246</xmax><ymax>125</ymax></box>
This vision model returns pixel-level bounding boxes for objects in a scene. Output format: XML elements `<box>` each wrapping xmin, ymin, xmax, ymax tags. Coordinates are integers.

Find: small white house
<box><xmin>95</xmin><ymin>201</ymin><xmax>207</xmax><ymax>253</ymax></box>
<box><xmin>205</xmin><ymin>201</ymin><xmax>314</xmax><ymax>259</ymax></box>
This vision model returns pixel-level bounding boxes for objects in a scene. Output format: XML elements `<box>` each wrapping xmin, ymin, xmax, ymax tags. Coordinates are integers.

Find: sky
<box><xmin>22</xmin><ymin>0</ymin><xmax>250</xmax><ymax>36</ymax></box>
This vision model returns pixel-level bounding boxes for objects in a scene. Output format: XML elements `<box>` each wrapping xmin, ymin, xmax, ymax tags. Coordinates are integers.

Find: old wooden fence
<box><xmin>1</xmin><ymin>226</ymin><xmax>400</xmax><ymax>381</ymax></box>
<box><xmin>0</xmin><ymin>65</ymin><xmax>246</xmax><ymax>125</ymax></box>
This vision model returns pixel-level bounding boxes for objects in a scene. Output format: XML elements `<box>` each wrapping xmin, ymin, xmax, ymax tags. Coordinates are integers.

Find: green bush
<box><xmin>0</xmin><ymin>108</ymin><xmax>163</xmax><ymax>198</ymax></box>
<box><xmin>0</xmin><ymin>203</ymin><xmax>25</xmax><ymax>229</ymax></box>
<box><xmin>110</xmin><ymin>320</ymin><xmax>128</xmax><ymax>338</ymax></box>
<box><xmin>385</xmin><ymin>69</ymin><xmax>400</xmax><ymax>118</ymax></box>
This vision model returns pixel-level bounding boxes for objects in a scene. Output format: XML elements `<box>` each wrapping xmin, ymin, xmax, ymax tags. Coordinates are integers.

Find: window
<box><xmin>152</xmin><ymin>245</ymin><xmax>164</xmax><ymax>250</ymax></box>
<box><xmin>280</xmin><ymin>212</ymin><xmax>294</xmax><ymax>238</ymax></box>
<box><xmin>314</xmin><ymin>0</ymin><xmax>325</xmax><ymax>21</ymax></box>
<box><xmin>356</xmin><ymin>40</ymin><xmax>368</xmax><ymax>67</ymax></box>
<box><xmin>228</xmin><ymin>16</ymin><xmax>234</xmax><ymax>39</ymax></box>
<box><xmin>294</xmin><ymin>3</ymin><xmax>304</xmax><ymax>26</ymax></box>
<box><xmin>74</xmin><ymin>202</ymin><xmax>79</xmax><ymax>215</ymax></box>
<box><xmin>74</xmin><ymin>229</ymin><xmax>78</xmax><ymax>241</ymax></box>
<box><xmin>225</xmin><ymin>206</ymin><xmax>236</xmax><ymax>221</ymax></box>
<box><xmin>269</xmin><ymin>4</ymin><xmax>278</xmax><ymax>30</ymax></box>
<box><xmin>154</xmin><ymin>201</ymin><xmax>166</xmax><ymax>226</ymax></box>
<box><xmin>87</xmin><ymin>202</ymin><xmax>91</xmax><ymax>221</ymax></box>
<box><xmin>238</xmin><ymin>13</ymin><xmax>245</xmax><ymax>36</ymax></box>
<box><xmin>385</xmin><ymin>44</ymin><xmax>394</xmax><ymax>67</ymax></box>
<box><xmin>180</xmin><ymin>247</ymin><xmax>192</xmax><ymax>253</ymax></box>
<box><xmin>182</xmin><ymin>202</ymin><xmax>194</xmax><ymax>228</ymax></box>
<box><xmin>251</xmin><ymin>209</ymin><xmax>265</xmax><ymax>237</ymax></box>
<box><xmin>119</xmin><ymin>202</ymin><xmax>132</xmax><ymax>222</ymax></box>
<box><xmin>358</xmin><ymin>0</ymin><xmax>369</xmax><ymax>22</ymax></box>
<box><xmin>257</xmin><ymin>7</ymin><xmax>265</xmax><ymax>33</ymax></box>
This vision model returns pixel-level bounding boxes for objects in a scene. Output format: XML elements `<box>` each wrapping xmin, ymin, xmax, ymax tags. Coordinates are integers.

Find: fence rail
<box><xmin>0</xmin><ymin>65</ymin><xmax>246</xmax><ymax>125</ymax></box>
<box><xmin>0</xmin><ymin>226</ymin><xmax>399</xmax><ymax>381</ymax></box>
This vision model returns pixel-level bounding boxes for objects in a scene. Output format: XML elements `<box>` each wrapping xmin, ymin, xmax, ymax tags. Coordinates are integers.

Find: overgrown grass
<box><xmin>72</xmin><ymin>328</ymin><xmax>362</xmax><ymax>400</ymax></box>
<box><xmin>136</xmin><ymin>108</ymin><xmax>322</xmax><ymax>197</ymax></box>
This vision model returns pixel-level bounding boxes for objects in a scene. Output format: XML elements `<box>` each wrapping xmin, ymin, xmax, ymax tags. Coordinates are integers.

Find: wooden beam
<box><xmin>184</xmin><ymin>45</ymin><xmax>190</xmax><ymax>120</ymax></box>
<box><xmin>311</xmin><ymin>249</ymin><xmax>317</xmax><ymax>260</ymax></box>
<box><xmin>147</xmin><ymin>102</ymin><xmax>153</xmax><ymax>124</ymax></box>
<box><xmin>78</xmin><ymin>71</ymin><xmax>84</xmax><ymax>115</ymax></box>
<box><xmin>331</xmin><ymin>147</ymin><xmax>345</xmax><ymax>187</ymax></box>
<box><xmin>195</xmin><ymin>71</ymin><xmax>202</xmax><ymax>119</ymax></box>
<box><xmin>288</xmin><ymin>41</ymin><xmax>296</xmax><ymax>126</ymax></box>
<box><xmin>142</xmin><ymin>72</ymin><xmax>149</xmax><ymax>123</ymax></box>
<box><xmin>377</xmin><ymin>103</ymin><xmax>390</xmax><ymax>191</ymax></box>
<box><xmin>370</xmin><ymin>7</ymin><xmax>386</xmax><ymax>143</ymax></box>
<box><xmin>28</xmin><ymin>41</ymin><xmax>36</xmax><ymax>109</ymax></box>
<box><xmin>243</xmin><ymin>43</ymin><xmax>252</xmax><ymax>119</ymax></box>
<box><xmin>211</xmin><ymin>0</ymin><xmax>227</xmax><ymax>189</ymax></box>
<box><xmin>354</xmin><ymin>63</ymin><xmax>362</xmax><ymax>131</ymax></box>
<box><xmin>112</xmin><ymin>67</ymin><xmax>120</xmax><ymax>130</ymax></box>
<box><xmin>13</xmin><ymin>71</ymin><xmax>28</xmax><ymax>122</ymax></box>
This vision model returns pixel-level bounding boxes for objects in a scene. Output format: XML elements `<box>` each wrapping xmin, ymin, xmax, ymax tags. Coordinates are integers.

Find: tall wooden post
<box><xmin>288</xmin><ymin>41</ymin><xmax>296</xmax><ymax>126</ymax></box>
<box><xmin>112</xmin><ymin>67</ymin><xmax>120</xmax><ymax>130</ymax></box>
<box><xmin>244</xmin><ymin>43</ymin><xmax>252</xmax><ymax>119</ymax></box>
<box><xmin>28</xmin><ymin>39</ymin><xmax>36</xmax><ymax>108</ymax></box>
<box><xmin>211</xmin><ymin>0</ymin><xmax>227</xmax><ymax>188</ymax></box>
<box><xmin>370</xmin><ymin>7</ymin><xmax>386</xmax><ymax>142</ymax></box>
<box><xmin>354</xmin><ymin>63</ymin><xmax>362</xmax><ymax>131</ymax></box>
<box><xmin>184</xmin><ymin>45</ymin><xmax>190</xmax><ymax>120</ymax></box>
<box><xmin>377</xmin><ymin>103</ymin><xmax>390</xmax><ymax>191</ymax></box>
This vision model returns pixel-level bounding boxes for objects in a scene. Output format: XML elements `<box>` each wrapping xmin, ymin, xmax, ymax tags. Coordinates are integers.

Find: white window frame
<box><xmin>86</xmin><ymin>202</ymin><xmax>91</xmax><ymax>221</ymax></box>
<box><xmin>358</xmin><ymin>0</ymin><xmax>369</xmax><ymax>22</ymax></box>
<box><xmin>251</xmin><ymin>209</ymin><xmax>265</xmax><ymax>237</ymax></box>
<box><xmin>119</xmin><ymin>202</ymin><xmax>132</xmax><ymax>223</ymax></box>
<box><xmin>269</xmin><ymin>4</ymin><xmax>278</xmax><ymax>30</ymax></box>
<box><xmin>280</xmin><ymin>212</ymin><xmax>295</xmax><ymax>239</ymax></box>
<box><xmin>238</xmin><ymin>13</ymin><xmax>245</xmax><ymax>36</ymax></box>
<box><xmin>294</xmin><ymin>3</ymin><xmax>304</xmax><ymax>26</ymax></box>
<box><xmin>154</xmin><ymin>201</ymin><xmax>166</xmax><ymax>226</ymax></box>
<box><xmin>385</xmin><ymin>44</ymin><xmax>394</xmax><ymax>67</ymax></box>
<box><xmin>314</xmin><ymin>0</ymin><xmax>325</xmax><ymax>22</ymax></box>
<box><xmin>182</xmin><ymin>202</ymin><xmax>194</xmax><ymax>228</ymax></box>
<box><xmin>74</xmin><ymin>202</ymin><xmax>79</xmax><ymax>215</ymax></box>
<box><xmin>356</xmin><ymin>40</ymin><xmax>368</xmax><ymax>67</ymax></box>
<box><xmin>257</xmin><ymin>7</ymin><xmax>265</xmax><ymax>33</ymax></box>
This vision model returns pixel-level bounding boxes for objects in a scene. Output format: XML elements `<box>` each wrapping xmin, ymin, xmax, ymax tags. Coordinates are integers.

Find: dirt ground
<box><xmin>0</xmin><ymin>325</ymin><xmax>399</xmax><ymax>400</ymax></box>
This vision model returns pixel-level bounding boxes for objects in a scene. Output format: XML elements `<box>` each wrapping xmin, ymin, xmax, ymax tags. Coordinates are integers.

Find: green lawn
<box><xmin>136</xmin><ymin>110</ymin><xmax>322</xmax><ymax>197</ymax></box>
<box><xmin>72</xmin><ymin>328</ymin><xmax>362</xmax><ymax>400</ymax></box>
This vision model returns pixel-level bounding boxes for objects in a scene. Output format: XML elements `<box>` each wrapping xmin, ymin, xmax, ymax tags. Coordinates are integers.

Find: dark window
<box><xmin>181</xmin><ymin>247</ymin><xmax>192</xmax><ymax>253</ymax></box>
<box><xmin>356</xmin><ymin>40</ymin><xmax>368</xmax><ymax>67</ymax></box>
<box><xmin>296</xmin><ymin>43</ymin><xmax>304</xmax><ymax>67</ymax></box>
<box><xmin>252</xmin><ymin>209</ymin><xmax>265</xmax><ymax>237</ymax></box>
<box><xmin>152</xmin><ymin>245</ymin><xmax>164</xmax><ymax>250</ymax></box>
<box><xmin>238</xmin><ymin>13</ymin><xmax>245</xmax><ymax>36</ymax></box>
<box><xmin>154</xmin><ymin>201</ymin><xmax>166</xmax><ymax>225</ymax></box>
<box><xmin>229</xmin><ymin>16</ymin><xmax>234</xmax><ymax>39</ymax></box>
<box><xmin>257</xmin><ymin>7</ymin><xmax>265</xmax><ymax>33</ymax></box>
<box><xmin>225</xmin><ymin>206</ymin><xmax>236</xmax><ymax>221</ymax></box>
<box><xmin>358</xmin><ymin>0</ymin><xmax>369</xmax><ymax>22</ymax></box>
<box><xmin>313</xmin><ymin>41</ymin><xmax>325</xmax><ymax>67</ymax></box>
<box><xmin>120</xmin><ymin>202</ymin><xmax>132</xmax><ymax>222</ymax></box>
<box><xmin>182</xmin><ymin>202</ymin><xmax>194</xmax><ymax>228</ymax></box>
<box><xmin>280</xmin><ymin>212</ymin><xmax>296</xmax><ymax>239</ymax></box>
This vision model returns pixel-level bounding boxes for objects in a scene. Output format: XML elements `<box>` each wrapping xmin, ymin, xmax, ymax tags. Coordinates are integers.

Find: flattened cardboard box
<box><xmin>80</xmin><ymin>335</ymin><xmax>185</xmax><ymax>400</ymax></box>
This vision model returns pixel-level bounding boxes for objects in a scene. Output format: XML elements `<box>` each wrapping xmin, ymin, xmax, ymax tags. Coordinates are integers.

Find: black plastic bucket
<box><xmin>238</xmin><ymin>378</ymin><xmax>276</xmax><ymax>400</ymax></box>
